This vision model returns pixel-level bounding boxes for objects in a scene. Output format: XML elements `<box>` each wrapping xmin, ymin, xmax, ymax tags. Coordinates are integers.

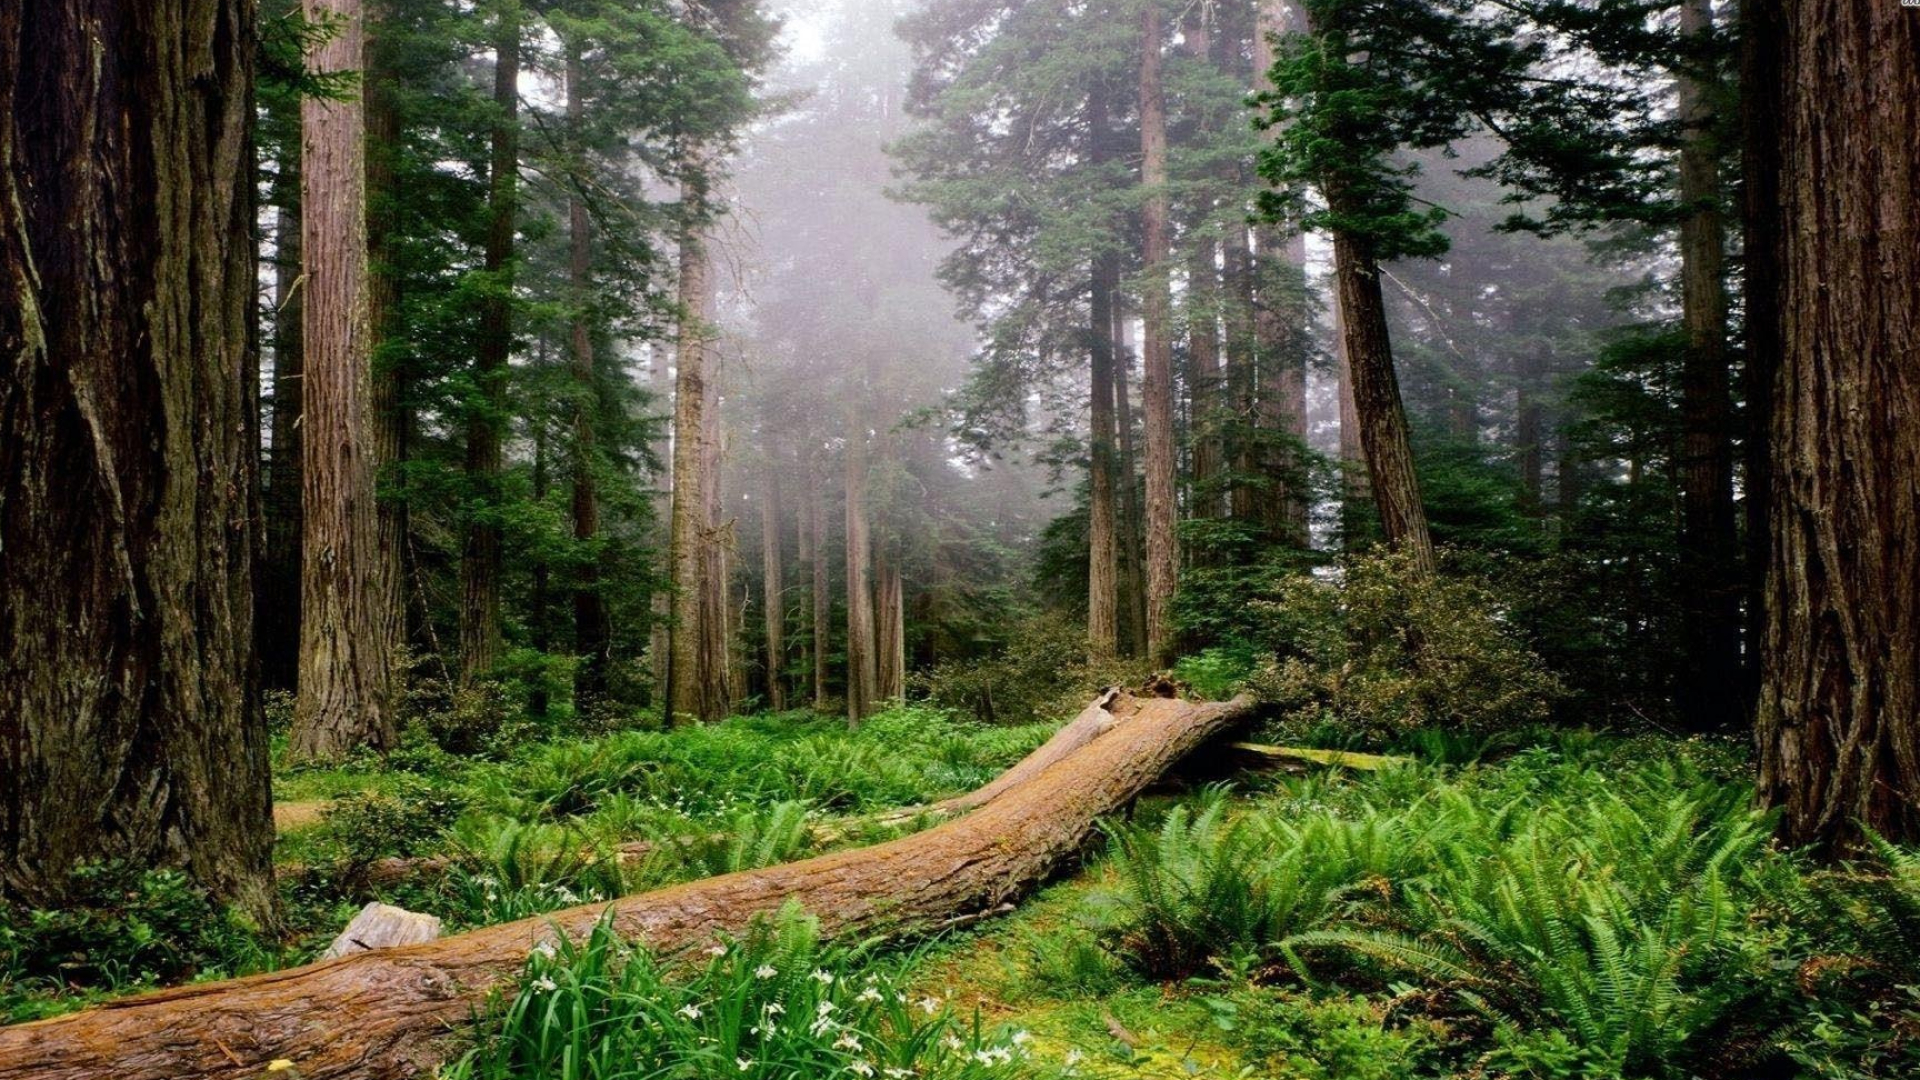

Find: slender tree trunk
<box><xmin>808</xmin><ymin>448</ymin><xmax>832</xmax><ymax>710</ymax></box>
<box><xmin>1671</xmin><ymin>0</ymin><xmax>1742</xmax><ymax>731</ymax></box>
<box><xmin>1515</xmin><ymin>346</ymin><xmax>1544</xmax><ymax>515</ymax></box>
<box><xmin>461</xmin><ymin>0</ymin><xmax>520</xmax><ymax>682</ymax></box>
<box><xmin>1136</xmin><ymin>1</ymin><xmax>1178</xmax><ymax>663</ymax></box>
<box><xmin>292</xmin><ymin>0</ymin><xmax>396</xmax><ymax>761</ymax></box>
<box><xmin>263</xmin><ymin>195</ymin><xmax>305</xmax><ymax>694</ymax></box>
<box><xmin>1087</xmin><ymin>87</ymin><xmax>1121</xmax><ymax>659</ymax></box>
<box><xmin>0</xmin><ymin>0</ymin><xmax>276</xmax><ymax>922</ymax></box>
<box><xmin>701</xmin><ymin>330</ymin><xmax>733</xmax><ymax>719</ymax></box>
<box><xmin>650</xmin><ymin>349</ymin><xmax>673</xmax><ymax>699</ymax></box>
<box><xmin>367</xmin><ymin>2</ymin><xmax>408</xmax><ymax>691</ymax></box>
<box><xmin>874</xmin><ymin>543</ymin><xmax>905</xmax><ymax>703</ymax></box>
<box><xmin>1224</xmin><ymin>232</ymin><xmax>1259</xmax><ymax>525</ymax></box>
<box><xmin>760</xmin><ymin>451</ymin><xmax>787</xmax><ymax>711</ymax></box>
<box><xmin>1181</xmin><ymin>4</ymin><xmax>1223</xmax><ymax>523</ymax></box>
<box><xmin>1114</xmin><ymin>314</ymin><xmax>1148</xmax><ymax>657</ymax></box>
<box><xmin>566</xmin><ymin>44</ymin><xmax>610</xmax><ymax>707</ymax></box>
<box><xmin>667</xmin><ymin>158</ymin><xmax>716</xmax><ymax>723</ymax></box>
<box><xmin>528</xmin><ymin>417</ymin><xmax>552</xmax><ymax>717</ymax></box>
<box><xmin>844</xmin><ymin>404</ymin><xmax>877</xmax><ymax>725</ymax></box>
<box><xmin>1328</xmin><ymin>219</ymin><xmax>1435</xmax><ymax>574</ymax></box>
<box><xmin>1756</xmin><ymin>0</ymin><xmax>1920</xmax><ymax>849</ymax></box>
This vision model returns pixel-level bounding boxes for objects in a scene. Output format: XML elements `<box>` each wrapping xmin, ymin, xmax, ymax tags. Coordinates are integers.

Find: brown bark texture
<box><xmin>0</xmin><ymin>689</ymin><xmax>1254</xmax><ymax>1080</ymax></box>
<box><xmin>1089</xmin><ymin>253</ymin><xmax>1121</xmax><ymax>658</ymax></box>
<box><xmin>263</xmin><ymin>195</ymin><xmax>306</xmax><ymax>693</ymax></box>
<box><xmin>367</xmin><ymin>2</ymin><xmax>410</xmax><ymax>696</ymax></box>
<box><xmin>292</xmin><ymin>0</ymin><xmax>397</xmax><ymax>761</ymax></box>
<box><xmin>1136</xmin><ymin>2</ymin><xmax>1179</xmax><ymax>664</ymax></box>
<box><xmin>667</xmin><ymin>162</ymin><xmax>718</xmax><ymax>722</ymax></box>
<box><xmin>460</xmin><ymin>2</ymin><xmax>520</xmax><ymax>682</ymax></box>
<box><xmin>804</xmin><ymin>448</ymin><xmax>832</xmax><ymax>709</ymax></box>
<box><xmin>844</xmin><ymin>402</ymin><xmax>878</xmax><ymax>724</ymax></box>
<box><xmin>1756</xmin><ymin>1</ymin><xmax>1920</xmax><ymax>849</ymax></box>
<box><xmin>0</xmin><ymin>0</ymin><xmax>276</xmax><ymax>920</ymax></box>
<box><xmin>1330</xmin><ymin>223</ymin><xmax>1435</xmax><ymax>574</ymax></box>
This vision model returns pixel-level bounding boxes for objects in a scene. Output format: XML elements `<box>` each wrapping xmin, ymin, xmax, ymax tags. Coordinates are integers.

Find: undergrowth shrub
<box><xmin>320</xmin><ymin>775</ymin><xmax>467</xmax><ymax>868</ymax></box>
<box><xmin>915</xmin><ymin>613</ymin><xmax>1148</xmax><ymax>725</ymax></box>
<box><xmin>1243</xmin><ymin>548</ymin><xmax>1564</xmax><ymax>741</ymax></box>
<box><xmin>0</xmin><ymin>863</ymin><xmax>269</xmax><ymax>1019</ymax></box>
<box><xmin>445</xmin><ymin>906</ymin><xmax>1033</xmax><ymax>1080</ymax></box>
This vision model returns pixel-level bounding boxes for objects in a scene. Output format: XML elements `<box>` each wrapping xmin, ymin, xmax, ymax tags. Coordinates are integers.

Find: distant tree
<box><xmin>0</xmin><ymin>0</ymin><xmax>276</xmax><ymax>921</ymax></box>
<box><xmin>460</xmin><ymin>0</ymin><xmax>522</xmax><ymax>682</ymax></box>
<box><xmin>292</xmin><ymin>0</ymin><xmax>399</xmax><ymax>760</ymax></box>
<box><xmin>1136</xmin><ymin>0</ymin><xmax>1179</xmax><ymax>661</ymax></box>
<box><xmin>1756</xmin><ymin>1</ymin><xmax>1920</xmax><ymax>849</ymax></box>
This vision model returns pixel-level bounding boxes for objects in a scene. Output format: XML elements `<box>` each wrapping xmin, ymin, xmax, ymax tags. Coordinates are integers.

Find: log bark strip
<box><xmin>0</xmin><ymin>690</ymin><xmax>1253</xmax><ymax>1080</ymax></box>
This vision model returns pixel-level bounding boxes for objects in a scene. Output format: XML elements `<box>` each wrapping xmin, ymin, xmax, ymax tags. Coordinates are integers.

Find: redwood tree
<box><xmin>0</xmin><ymin>0</ymin><xmax>276</xmax><ymax>921</ymax></box>
<box><xmin>1755</xmin><ymin>0</ymin><xmax>1920</xmax><ymax>849</ymax></box>
<box><xmin>291</xmin><ymin>0</ymin><xmax>397</xmax><ymax>760</ymax></box>
<box><xmin>1136</xmin><ymin>0</ymin><xmax>1180</xmax><ymax>661</ymax></box>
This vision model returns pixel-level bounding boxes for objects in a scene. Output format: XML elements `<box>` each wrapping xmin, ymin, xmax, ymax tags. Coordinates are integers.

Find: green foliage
<box><xmin>446</xmin><ymin>906</ymin><xmax>1033</xmax><ymax>1080</ymax></box>
<box><xmin>1243</xmin><ymin>549</ymin><xmax>1564</xmax><ymax>740</ymax></box>
<box><xmin>320</xmin><ymin>775</ymin><xmax>468</xmax><ymax>868</ymax></box>
<box><xmin>915</xmin><ymin>613</ymin><xmax>1148</xmax><ymax>726</ymax></box>
<box><xmin>0</xmin><ymin>864</ymin><xmax>271</xmax><ymax>1020</ymax></box>
<box><xmin>1221</xmin><ymin>992</ymin><xmax>1438</xmax><ymax>1080</ymax></box>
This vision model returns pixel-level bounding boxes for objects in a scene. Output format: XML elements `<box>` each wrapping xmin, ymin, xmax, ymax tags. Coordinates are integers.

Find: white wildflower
<box><xmin>855</xmin><ymin>987</ymin><xmax>884</xmax><ymax>1004</ymax></box>
<box><xmin>811</xmin><ymin>969</ymin><xmax>836</xmax><ymax>985</ymax></box>
<box><xmin>834</xmin><ymin>1033</ymin><xmax>864</xmax><ymax>1052</ymax></box>
<box><xmin>847</xmin><ymin>1062</ymin><xmax>874</xmax><ymax>1078</ymax></box>
<box><xmin>531</xmin><ymin>975</ymin><xmax>558</xmax><ymax>993</ymax></box>
<box><xmin>736</xmin><ymin>1057</ymin><xmax>754</xmax><ymax>1072</ymax></box>
<box><xmin>916</xmin><ymin>996</ymin><xmax>941</xmax><ymax>1015</ymax></box>
<box><xmin>676</xmin><ymin>1003</ymin><xmax>703</xmax><ymax>1021</ymax></box>
<box><xmin>755</xmin><ymin>964</ymin><xmax>779</xmax><ymax>979</ymax></box>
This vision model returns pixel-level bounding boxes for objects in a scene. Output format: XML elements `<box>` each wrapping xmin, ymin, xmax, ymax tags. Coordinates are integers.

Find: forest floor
<box><xmin>4</xmin><ymin>703</ymin><xmax>1916</xmax><ymax>1078</ymax></box>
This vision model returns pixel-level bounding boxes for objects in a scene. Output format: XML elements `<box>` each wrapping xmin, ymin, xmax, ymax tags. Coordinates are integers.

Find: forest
<box><xmin>0</xmin><ymin>0</ymin><xmax>1916</xmax><ymax>1078</ymax></box>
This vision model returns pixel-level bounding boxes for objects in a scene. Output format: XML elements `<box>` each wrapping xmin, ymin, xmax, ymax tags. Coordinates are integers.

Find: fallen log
<box><xmin>0</xmin><ymin>689</ymin><xmax>1254</xmax><ymax>1080</ymax></box>
<box><xmin>1225</xmin><ymin>742</ymin><xmax>1407</xmax><ymax>772</ymax></box>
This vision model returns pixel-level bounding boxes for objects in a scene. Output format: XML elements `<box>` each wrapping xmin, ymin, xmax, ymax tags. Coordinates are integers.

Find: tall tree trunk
<box><xmin>1114</xmin><ymin>313</ymin><xmax>1148</xmax><ymax>657</ymax></box>
<box><xmin>1756</xmin><ymin>0</ymin><xmax>1920</xmax><ymax>849</ymax></box>
<box><xmin>1182</xmin><ymin>5</ymin><xmax>1223</xmax><ymax>523</ymax></box>
<box><xmin>528</xmin><ymin>415</ymin><xmax>552</xmax><ymax>717</ymax></box>
<box><xmin>1515</xmin><ymin>346</ymin><xmax>1544</xmax><ymax>515</ymax></box>
<box><xmin>0</xmin><ymin>0</ymin><xmax>276</xmax><ymax>922</ymax></box>
<box><xmin>367</xmin><ymin>1</ymin><xmax>408</xmax><ymax>692</ymax></box>
<box><xmin>760</xmin><ymin>449</ymin><xmax>787</xmax><ymax>711</ymax></box>
<box><xmin>667</xmin><ymin>158</ymin><xmax>717</xmax><ymax>723</ymax></box>
<box><xmin>807</xmin><ymin>447</ymin><xmax>832</xmax><ymax>710</ymax></box>
<box><xmin>461</xmin><ymin>0</ymin><xmax>520</xmax><ymax>682</ymax></box>
<box><xmin>844</xmin><ymin>404</ymin><xmax>877</xmax><ymax>725</ymax></box>
<box><xmin>1136</xmin><ymin>1</ymin><xmax>1178</xmax><ymax>664</ymax></box>
<box><xmin>565</xmin><ymin>44</ymin><xmax>610</xmax><ymax>707</ymax></box>
<box><xmin>701</xmin><ymin>327</ymin><xmax>733</xmax><ymax>719</ymax></box>
<box><xmin>1087</xmin><ymin>86</ymin><xmax>1121</xmax><ymax>659</ymax></box>
<box><xmin>1333</xmin><ymin>291</ymin><xmax>1370</xmax><ymax>546</ymax></box>
<box><xmin>874</xmin><ymin>543</ymin><xmax>906</xmax><ymax>703</ymax></box>
<box><xmin>1672</xmin><ymin>0</ymin><xmax>1742</xmax><ymax>731</ymax></box>
<box><xmin>1224</xmin><ymin>232</ymin><xmax>1260</xmax><ymax>525</ymax></box>
<box><xmin>292</xmin><ymin>0</ymin><xmax>396</xmax><ymax>761</ymax></box>
<box><xmin>262</xmin><ymin>195</ymin><xmax>305</xmax><ymax>694</ymax></box>
<box><xmin>1329</xmin><ymin>221</ymin><xmax>1435</xmax><ymax>574</ymax></box>
<box><xmin>650</xmin><ymin>349</ymin><xmax>673</xmax><ymax>699</ymax></box>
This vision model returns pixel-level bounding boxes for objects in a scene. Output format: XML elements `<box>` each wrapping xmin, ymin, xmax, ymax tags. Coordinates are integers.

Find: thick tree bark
<box><xmin>1181</xmin><ymin>12</ymin><xmax>1223</xmax><ymax>522</ymax></box>
<box><xmin>667</xmin><ymin>159</ymin><xmax>721</xmax><ymax>723</ymax></box>
<box><xmin>1755</xmin><ymin>1</ymin><xmax>1920</xmax><ymax>849</ymax></box>
<box><xmin>844</xmin><ymin>403</ymin><xmax>878</xmax><ymax>725</ymax></box>
<box><xmin>292</xmin><ymin>0</ymin><xmax>397</xmax><ymax>761</ymax></box>
<box><xmin>760</xmin><ymin>450</ymin><xmax>787</xmax><ymax>710</ymax></box>
<box><xmin>460</xmin><ymin>0</ymin><xmax>520</xmax><ymax>682</ymax></box>
<box><xmin>1224</xmin><ymin>232</ymin><xmax>1260</xmax><ymax>525</ymax></box>
<box><xmin>1672</xmin><ymin>0</ymin><xmax>1741</xmax><ymax>731</ymax></box>
<box><xmin>0</xmin><ymin>689</ymin><xmax>1254</xmax><ymax>1080</ymax></box>
<box><xmin>702</xmin><ymin>349</ymin><xmax>736</xmax><ymax>717</ymax></box>
<box><xmin>1136</xmin><ymin>2</ymin><xmax>1179</xmax><ymax>664</ymax></box>
<box><xmin>1329</xmin><ymin>219</ymin><xmax>1435</xmax><ymax>574</ymax></box>
<box><xmin>0</xmin><ymin>0</ymin><xmax>276</xmax><ymax>922</ymax></box>
<box><xmin>1333</xmin><ymin>292</ymin><xmax>1369</xmax><ymax>545</ymax></box>
<box><xmin>565</xmin><ymin>44</ymin><xmax>611</xmax><ymax>707</ymax></box>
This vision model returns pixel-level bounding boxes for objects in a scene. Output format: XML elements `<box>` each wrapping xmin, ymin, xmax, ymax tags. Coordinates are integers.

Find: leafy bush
<box><xmin>320</xmin><ymin>775</ymin><xmax>467</xmax><ymax>868</ymax></box>
<box><xmin>1221</xmin><ymin>992</ymin><xmax>1438</xmax><ymax>1080</ymax></box>
<box><xmin>1245</xmin><ymin>548</ymin><xmax>1565</xmax><ymax>740</ymax></box>
<box><xmin>915</xmin><ymin>613</ymin><xmax>1148</xmax><ymax>726</ymax></box>
<box><xmin>446</xmin><ymin>906</ymin><xmax>1034</xmax><ymax>1080</ymax></box>
<box><xmin>0</xmin><ymin>863</ymin><xmax>269</xmax><ymax>1016</ymax></box>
